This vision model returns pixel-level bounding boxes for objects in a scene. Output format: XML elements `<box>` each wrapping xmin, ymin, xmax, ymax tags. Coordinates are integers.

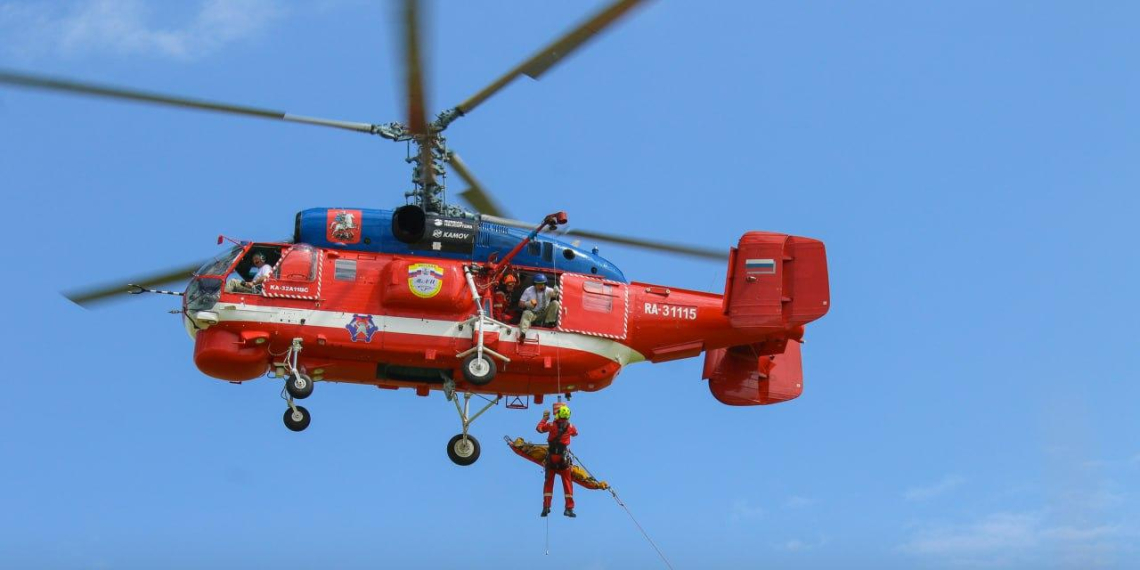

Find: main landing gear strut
<box><xmin>272</xmin><ymin>335</ymin><xmax>500</xmax><ymax>464</ymax></box>
<box><xmin>441</xmin><ymin>266</ymin><xmax>507</xmax><ymax>465</ymax></box>
<box><xmin>445</xmin><ymin>384</ymin><xmax>501</xmax><ymax>466</ymax></box>
<box><xmin>279</xmin><ymin>338</ymin><xmax>315</xmax><ymax>432</ymax></box>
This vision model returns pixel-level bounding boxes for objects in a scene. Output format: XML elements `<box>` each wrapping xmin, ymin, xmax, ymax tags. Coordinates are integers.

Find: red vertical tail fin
<box><xmin>723</xmin><ymin>232</ymin><xmax>830</xmax><ymax>331</ymax></box>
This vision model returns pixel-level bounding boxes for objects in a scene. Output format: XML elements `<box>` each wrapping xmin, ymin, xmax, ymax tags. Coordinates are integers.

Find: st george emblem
<box><xmin>345</xmin><ymin>314</ymin><xmax>379</xmax><ymax>342</ymax></box>
<box><xmin>408</xmin><ymin>263</ymin><xmax>444</xmax><ymax>298</ymax></box>
<box><xmin>326</xmin><ymin>209</ymin><xmax>362</xmax><ymax>244</ymax></box>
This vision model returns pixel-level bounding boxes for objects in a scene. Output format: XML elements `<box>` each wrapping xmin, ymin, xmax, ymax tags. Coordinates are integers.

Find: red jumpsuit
<box><xmin>536</xmin><ymin>418</ymin><xmax>578</xmax><ymax>510</ymax></box>
<box><xmin>492</xmin><ymin>289</ymin><xmax>518</xmax><ymax>323</ymax></box>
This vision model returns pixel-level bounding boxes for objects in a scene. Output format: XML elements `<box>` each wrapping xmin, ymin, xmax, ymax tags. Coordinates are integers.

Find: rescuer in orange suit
<box><xmin>537</xmin><ymin>402</ymin><xmax>578</xmax><ymax>517</ymax></box>
<box><xmin>492</xmin><ymin>273</ymin><xmax>519</xmax><ymax>323</ymax></box>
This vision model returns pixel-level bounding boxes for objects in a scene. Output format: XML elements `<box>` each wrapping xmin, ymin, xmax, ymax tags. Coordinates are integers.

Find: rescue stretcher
<box><xmin>504</xmin><ymin>437</ymin><xmax>609</xmax><ymax>490</ymax></box>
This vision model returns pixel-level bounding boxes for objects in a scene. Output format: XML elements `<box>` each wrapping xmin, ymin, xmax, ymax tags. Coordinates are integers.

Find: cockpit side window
<box><xmin>231</xmin><ymin>246</ymin><xmax>283</xmax><ymax>282</ymax></box>
<box><xmin>196</xmin><ymin>245</ymin><xmax>244</xmax><ymax>277</ymax></box>
<box><xmin>223</xmin><ymin>245</ymin><xmax>283</xmax><ymax>295</ymax></box>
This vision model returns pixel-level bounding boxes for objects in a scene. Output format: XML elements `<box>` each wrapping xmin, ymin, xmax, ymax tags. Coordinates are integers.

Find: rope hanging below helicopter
<box><xmin>504</xmin><ymin>437</ymin><xmax>675</xmax><ymax>569</ymax></box>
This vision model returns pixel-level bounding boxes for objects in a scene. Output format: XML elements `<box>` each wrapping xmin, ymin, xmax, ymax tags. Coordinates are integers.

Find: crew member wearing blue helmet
<box><xmin>518</xmin><ymin>273</ymin><xmax>560</xmax><ymax>334</ymax></box>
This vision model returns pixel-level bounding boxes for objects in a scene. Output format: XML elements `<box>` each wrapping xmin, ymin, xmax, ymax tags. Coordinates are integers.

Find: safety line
<box><xmin>610</xmin><ymin>489</ymin><xmax>675</xmax><ymax>570</ymax></box>
<box><xmin>568</xmin><ymin>450</ymin><xmax>675</xmax><ymax>570</ymax></box>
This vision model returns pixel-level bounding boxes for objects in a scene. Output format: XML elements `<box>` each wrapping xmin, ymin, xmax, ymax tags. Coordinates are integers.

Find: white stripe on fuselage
<box><xmin>187</xmin><ymin>302</ymin><xmax>646</xmax><ymax>366</ymax></box>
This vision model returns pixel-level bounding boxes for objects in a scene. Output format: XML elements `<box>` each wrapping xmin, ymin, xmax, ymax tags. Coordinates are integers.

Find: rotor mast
<box><xmin>367</xmin><ymin>117</ymin><xmax>458</xmax><ymax>216</ymax></box>
<box><xmin>387</xmin><ymin>0</ymin><xmax>651</xmax><ymax>217</ymax></box>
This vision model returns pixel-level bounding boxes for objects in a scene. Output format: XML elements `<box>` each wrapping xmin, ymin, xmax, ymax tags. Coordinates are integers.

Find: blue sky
<box><xmin>1</xmin><ymin>1</ymin><xmax>1138</xmax><ymax>568</ymax></box>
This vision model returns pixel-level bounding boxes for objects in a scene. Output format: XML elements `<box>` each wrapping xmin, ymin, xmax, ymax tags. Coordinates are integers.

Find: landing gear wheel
<box><xmin>285</xmin><ymin>373</ymin><xmax>314</xmax><ymax>399</ymax></box>
<box><xmin>461</xmin><ymin>353</ymin><xmax>496</xmax><ymax>386</ymax></box>
<box><xmin>446</xmin><ymin>433</ymin><xmax>481</xmax><ymax>466</ymax></box>
<box><xmin>283</xmin><ymin>406</ymin><xmax>311</xmax><ymax>432</ymax></box>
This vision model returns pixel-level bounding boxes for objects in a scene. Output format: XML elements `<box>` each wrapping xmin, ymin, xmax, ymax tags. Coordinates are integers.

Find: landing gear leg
<box><xmin>455</xmin><ymin>266</ymin><xmax>510</xmax><ymax>388</ymax></box>
<box><xmin>446</xmin><ymin>392</ymin><xmax>500</xmax><ymax>466</ymax></box>
<box><xmin>279</xmin><ymin>338</ymin><xmax>313</xmax><ymax>431</ymax></box>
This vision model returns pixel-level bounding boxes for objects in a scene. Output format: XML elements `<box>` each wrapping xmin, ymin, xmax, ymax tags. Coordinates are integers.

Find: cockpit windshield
<box><xmin>196</xmin><ymin>245</ymin><xmax>244</xmax><ymax>277</ymax></box>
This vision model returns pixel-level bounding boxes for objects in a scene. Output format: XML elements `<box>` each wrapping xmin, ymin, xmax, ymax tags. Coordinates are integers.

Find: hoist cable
<box><xmin>551</xmin><ymin>238</ymin><xmax>563</xmax><ymax>396</ymax></box>
<box><xmin>548</xmin><ymin>248</ymin><xmax>560</xmax><ymax>556</ymax></box>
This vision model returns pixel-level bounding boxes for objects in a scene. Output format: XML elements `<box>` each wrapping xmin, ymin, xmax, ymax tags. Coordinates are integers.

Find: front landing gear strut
<box><xmin>456</xmin><ymin>266</ymin><xmax>510</xmax><ymax>387</ymax></box>
<box><xmin>446</xmin><ymin>391</ymin><xmax>501</xmax><ymax>466</ymax></box>
<box><xmin>279</xmin><ymin>338</ymin><xmax>314</xmax><ymax>431</ymax></box>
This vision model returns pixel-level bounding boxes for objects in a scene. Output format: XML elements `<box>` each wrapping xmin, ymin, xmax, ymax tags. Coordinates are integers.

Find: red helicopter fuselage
<box><xmin>184</xmin><ymin>214</ymin><xmax>829</xmax><ymax>407</ymax></box>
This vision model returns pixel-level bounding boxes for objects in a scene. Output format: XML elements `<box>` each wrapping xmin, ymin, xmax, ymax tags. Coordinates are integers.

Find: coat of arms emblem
<box><xmin>326</xmin><ymin>209</ymin><xmax>362</xmax><ymax>244</ymax></box>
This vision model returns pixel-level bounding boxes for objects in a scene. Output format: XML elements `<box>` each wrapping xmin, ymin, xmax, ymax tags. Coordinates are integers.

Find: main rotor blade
<box><xmin>63</xmin><ymin>261</ymin><xmax>204</xmax><ymax>308</ymax></box>
<box><xmin>400</xmin><ymin>0</ymin><xmax>435</xmax><ymax>191</ymax></box>
<box><xmin>562</xmin><ymin>227</ymin><xmax>727</xmax><ymax>261</ymax></box>
<box><xmin>0</xmin><ymin>69</ymin><xmax>380</xmax><ymax>135</ymax></box>
<box><xmin>449</xmin><ymin>153</ymin><xmax>509</xmax><ymax>218</ymax></box>
<box><xmin>479</xmin><ymin>214</ymin><xmax>727</xmax><ymax>262</ymax></box>
<box><xmin>402</xmin><ymin>0</ymin><xmax>430</xmax><ymax>136</ymax></box>
<box><xmin>454</xmin><ymin>0</ymin><xmax>650</xmax><ymax>116</ymax></box>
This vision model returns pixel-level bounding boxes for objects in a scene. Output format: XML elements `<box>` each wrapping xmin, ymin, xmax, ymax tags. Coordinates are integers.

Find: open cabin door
<box><xmin>557</xmin><ymin>273</ymin><xmax>628</xmax><ymax>340</ymax></box>
<box><xmin>262</xmin><ymin>244</ymin><xmax>321</xmax><ymax>301</ymax></box>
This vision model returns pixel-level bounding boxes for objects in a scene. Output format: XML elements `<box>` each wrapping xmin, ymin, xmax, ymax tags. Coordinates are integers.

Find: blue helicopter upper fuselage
<box><xmin>294</xmin><ymin>207</ymin><xmax>627</xmax><ymax>283</ymax></box>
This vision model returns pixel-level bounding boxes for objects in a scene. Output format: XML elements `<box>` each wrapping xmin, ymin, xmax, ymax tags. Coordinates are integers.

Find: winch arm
<box><xmin>488</xmin><ymin>212</ymin><xmax>568</xmax><ymax>280</ymax></box>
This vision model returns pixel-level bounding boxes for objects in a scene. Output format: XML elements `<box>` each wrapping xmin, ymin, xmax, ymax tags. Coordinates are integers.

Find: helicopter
<box><xmin>0</xmin><ymin>0</ymin><xmax>830</xmax><ymax>466</ymax></box>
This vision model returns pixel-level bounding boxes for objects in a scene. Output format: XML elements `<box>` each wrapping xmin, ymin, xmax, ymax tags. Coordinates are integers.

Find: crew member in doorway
<box><xmin>537</xmin><ymin>402</ymin><xmax>578</xmax><ymax>517</ymax></box>
<box><xmin>492</xmin><ymin>273</ymin><xmax>520</xmax><ymax>323</ymax></box>
<box><xmin>519</xmin><ymin>273</ymin><xmax>560</xmax><ymax>334</ymax></box>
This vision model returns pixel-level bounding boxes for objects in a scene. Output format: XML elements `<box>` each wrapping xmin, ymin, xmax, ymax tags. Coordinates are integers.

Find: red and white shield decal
<box><xmin>326</xmin><ymin>209</ymin><xmax>363</xmax><ymax>244</ymax></box>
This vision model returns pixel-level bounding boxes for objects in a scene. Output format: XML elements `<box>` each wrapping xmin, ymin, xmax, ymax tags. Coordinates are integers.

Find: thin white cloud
<box><xmin>781</xmin><ymin>539</ymin><xmax>809</xmax><ymax>552</ymax></box>
<box><xmin>0</xmin><ymin>0</ymin><xmax>283</xmax><ymax>61</ymax></box>
<box><xmin>777</xmin><ymin>537</ymin><xmax>827</xmax><ymax>552</ymax></box>
<box><xmin>783</xmin><ymin>495</ymin><xmax>816</xmax><ymax>509</ymax></box>
<box><xmin>901</xmin><ymin>512</ymin><xmax>1041</xmax><ymax>555</ymax></box>
<box><xmin>730</xmin><ymin>498</ymin><xmax>765</xmax><ymax>521</ymax></box>
<box><xmin>1040</xmin><ymin>525</ymin><xmax>1125</xmax><ymax>542</ymax></box>
<box><xmin>1061</xmin><ymin>488</ymin><xmax>1127</xmax><ymax>510</ymax></box>
<box><xmin>899</xmin><ymin>511</ymin><xmax>1140</xmax><ymax>566</ymax></box>
<box><xmin>904</xmin><ymin>474</ymin><xmax>965</xmax><ymax>501</ymax></box>
<box><xmin>1081</xmin><ymin>459</ymin><xmax>1111</xmax><ymax>470</ymax></box>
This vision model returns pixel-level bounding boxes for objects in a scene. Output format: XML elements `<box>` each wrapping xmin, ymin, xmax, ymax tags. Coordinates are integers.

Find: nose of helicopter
<box><xmin>182</xmin><ymin>279</ymin><xmax>200</xmax><ymax>341</ymax></box>
<box><xmin>183</xmin><ymin>311</ymin><xmax>198</xmax><ymax>340</ymax></box>
<box><xmin>181</xmin><ymin>277</ymin><xmax>224</xmax><ymax>340</ymax></box>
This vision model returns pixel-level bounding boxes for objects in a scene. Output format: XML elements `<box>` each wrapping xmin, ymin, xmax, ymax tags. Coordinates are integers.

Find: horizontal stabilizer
<box><xmin>704</xmin><ymin>340</ymin><xmax>803</xmax><ymax>406</ymax></box>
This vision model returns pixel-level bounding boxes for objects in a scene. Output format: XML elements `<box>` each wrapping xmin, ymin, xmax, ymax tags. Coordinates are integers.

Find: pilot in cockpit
<box><xmin>226</xmin><ymin>251</ymin><xmax>272</xmax><ymax>294</ymax></box>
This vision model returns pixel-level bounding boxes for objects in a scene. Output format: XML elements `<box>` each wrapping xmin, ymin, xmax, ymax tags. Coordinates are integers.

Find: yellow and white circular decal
<box><xmin>408</xmin><ymin>263</ymin><xmax>445</xmax><ymax>298</ymax></box>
